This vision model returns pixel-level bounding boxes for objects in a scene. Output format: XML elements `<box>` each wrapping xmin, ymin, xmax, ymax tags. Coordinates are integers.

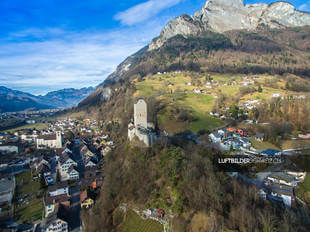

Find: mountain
<box><xmin>0</xmin><ymin>86</ymin><xmax>94</xmax><ymax>112</ymax></box>
<box><xmin>80</xmin><ymin>0</ymin><xmax>310</xmax><ymax>107</ymax></box>
<box><xmin>39</xmin><ymin>87</ymin><xmax>95</xmax><ymax>108</ymax></box>
<box><xmin>149</xmin><ymin>0</ymin><xmax>310</xmax><ymax>49</ymax></box>
<box><xmin>0</xmin><ymin>86</ymin><xmax>53</xmax><ymax>113</ymax></box>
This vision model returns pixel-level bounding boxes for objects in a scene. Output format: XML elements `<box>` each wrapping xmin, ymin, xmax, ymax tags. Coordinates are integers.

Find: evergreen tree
<box><xmin>258</xmin><ymin>85</ymin><xmax>263</xmax><ymax>93</ymax></box>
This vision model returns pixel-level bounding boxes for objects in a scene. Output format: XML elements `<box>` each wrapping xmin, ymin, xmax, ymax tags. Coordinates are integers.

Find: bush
<box><xmin>239</xmin><ymin>86</ymin><xmax>256</xmax><ymax>96</ymax></box>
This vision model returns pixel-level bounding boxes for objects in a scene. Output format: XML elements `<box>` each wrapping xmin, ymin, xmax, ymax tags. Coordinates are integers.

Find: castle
<box><xmin>128</xmin><ymin>99</ymin><xmax>157</xmax><ymax>147</ymax></box>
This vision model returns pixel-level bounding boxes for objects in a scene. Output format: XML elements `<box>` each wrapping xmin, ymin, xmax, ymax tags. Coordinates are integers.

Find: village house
<box><xmin>237</xmin><ymin>128</ymin><xmax>247</xmax><ymax>137</ymax></box>
<box><xmin>33</xmin><ymin>157</ymin><xmax>51</xmax><ymax>174</ymax></box>
<box><xmin>20</xmin><ymin>133</ymin><xmax>38</xmax><ymax>142</ymax></box>
<box><xmin>298</xmin><ymin>133</ymin><xmax>310</xmax><ymax>139</ymax></box>
<box><xmin>267</xmin><ymin>172</ymin><xmax>296</xmax><ymax>187</ymax></box>
<box><xmin>284</xmin><ymin>166</ymin><xmax>307</xmax><ymax>182</ymax></box>
<box><xmin>44</xmin><ymin>194</ymin><xmax>70</xmax><ymax>218</ymax></box>
<box><xmin>268</xmin><ymin>182</ymin><xmax>295</xmax><ymax>207</ymax></box>
<box><xmin>209</xmin><ymin>132</ymin><xmax>222</xmax><ymax>143</ymax></box>
<box><xmin>58</xmin><ymin>153</ymin><xmax>77</xmax><ymax>181</ymax></box>
<box><xmin>239</xmin><ymin>137</ymin><xmax>251</xmax><ymax>148</ymax></box>
<box><xmin>255</xmin><ymin>133</ymin><xmax>264</xmax><ymax>142</ymax></box>
<box><xmin>84</xmin><ymin>157</ymin><xmax>96</xmax><ymax>167</ymax></box>
<box><xmin>0</xmin><ymin>144</ymin><xmax>19</xmax><ymax>154</ymax></box>
<box><xmin>48</xmin><ymin>182</ymin><xmax>69</xmax><ymax>197</ymax></box>
<box><xmin>42</xmin><ymin>206</ymin><xmax>69</xmax><ymax>232</ymax></box>
<box><xmin>193</xmin><ymin>88</ymin><xmax>202</xmax><ymax>93</ymax></box>
<box><xmin>65</xmin><ymin>165</ymin><xmax>79</xmax><ymax>181</ymax></box>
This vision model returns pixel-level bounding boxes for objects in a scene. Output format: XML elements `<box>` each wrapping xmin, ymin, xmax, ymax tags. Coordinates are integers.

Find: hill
<box><xmin>81</xmin><ymin>26</ymin><xmax>310</xmax><ymax>107</ymax></box>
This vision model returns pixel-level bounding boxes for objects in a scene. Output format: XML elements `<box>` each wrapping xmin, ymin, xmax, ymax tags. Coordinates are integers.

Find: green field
<box><xmin>14</xmin><ymin>199</ymin><xmax>43</xmax><ymax>223</ymax></box>
<box><xmin>135</xmin><ymin>74</ymin><xmax>224</xmax><ymax>133</ymax></box>
<box><xmin>134</xmin><ymin>72</ymin><xmax>310</xmax><ymax>134</ymax></box>
<box><xmin>2</xmin><ymin>123</ymin><xmax>48</xmax><ymax>132</ymax></box>
<box><xmin>250</xmin><ymin>138</ymin><xmax>280</xmax><ymax>151</ymax></box>
<box><xmin>280</xmin><ymin>139</ymin><xmax>310</xmax><ymax>150</ymax></box>
<box><xmin>14</xmin><ymin>170</ymin><xmax>43</xmax><ymax>223</ymax></box>
<box><xmin>122</xmin><ymin>210</ymin><xmax>163</xmax><ymax>232</ymax></box>
<box><xmin>296</xmin><ymin>174</ymin><xmax>310</xmax><ymax>204</ymax></box>
<box><xmin>15</xmin><ymin>170</ymin><xmax>41</xmax><ymax>195</ymax></box>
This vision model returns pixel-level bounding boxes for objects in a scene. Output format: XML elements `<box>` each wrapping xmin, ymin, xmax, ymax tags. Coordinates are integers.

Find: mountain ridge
<box><xmin>0</xmin><ymin>86</ymin><xmax>94</xmax><ymax>112</ymax></box>
<box><xmin>149</xmin><ymin>0</ymin><xmax>310</xmax><ymax>50</ymax></box>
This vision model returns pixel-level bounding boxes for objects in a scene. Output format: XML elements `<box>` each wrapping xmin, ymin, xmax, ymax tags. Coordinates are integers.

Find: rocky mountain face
<box><xmin>0</xmin><ymin>86</ymin><xmax>94</xmax><ymax>112</ymax></box>
<box><xmin>149</xmin><ymin>0</ymin><xmax>310</xmax><ymax>50</ymax></box>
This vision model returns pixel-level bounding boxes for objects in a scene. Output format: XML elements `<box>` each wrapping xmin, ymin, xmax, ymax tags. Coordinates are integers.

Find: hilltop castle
<box><xmin>128</xmin><ymin>99</ymin><xmax>157</xmax><ymax>147</ymax></box>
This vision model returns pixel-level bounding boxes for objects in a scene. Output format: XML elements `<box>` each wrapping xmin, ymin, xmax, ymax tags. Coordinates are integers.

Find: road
<box><xmin>68</xmin><ymin>142</ymin><xmax>83</xmax><ymax>231</ymax></box>
<box><xmin>69</xmin><ymin>184</ymin><xmax>81</xmax><ymax>231</ymax></box>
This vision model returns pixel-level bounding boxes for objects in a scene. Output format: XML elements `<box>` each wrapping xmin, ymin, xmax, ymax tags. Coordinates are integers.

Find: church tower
<box><xmin>56</xmin><ymin>131</ymin><xmax>63</xmax><ymax>148</ymax></box>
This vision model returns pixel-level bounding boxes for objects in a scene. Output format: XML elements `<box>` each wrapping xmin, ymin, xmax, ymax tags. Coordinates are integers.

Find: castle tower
<box><xmin>134</xmin><ymin>99</ymin><xmax>147</xmax><ymax>128</ymax></box>
<box><xmin>56</xmin><ymin>131</ymin><xmax>63</xmax><ymax>148</ymax></box>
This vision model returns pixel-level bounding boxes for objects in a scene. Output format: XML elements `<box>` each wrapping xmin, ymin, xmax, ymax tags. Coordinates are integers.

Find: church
<box><xmin>36</xmin><ymin>131</ymin><xmax>63</xmax><ymax>149</ymax></box>
<box><xmin>128</xmin><ymin>99</ymin><xmax>157</xmax><ymax>147</ymax></box>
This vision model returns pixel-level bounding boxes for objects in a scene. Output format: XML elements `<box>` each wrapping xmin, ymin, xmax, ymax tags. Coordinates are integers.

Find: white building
<box><xmin>37</xmin><ymin>131</ymin><xmax>63</xmax><ymax>149</ymax></box>
<box><xmin>0</xmin><ymin>145</ymin><xmax>18</xmax><ymax>154</ymax></box>
<box><xmin>58</xmin><ymin>154</ymin><xmax>78</xmax><ymax>181</ymax></box>
<box><xmin>44</xmin><ymin>215</ymin><xmax>68</xmax><ymax>232</ymax></box>
<box><xmin>269</xmin><ymin>183</ymin><xmax>294</xmax><ymax>207</ymax></box>
<box><xmin>66</xmin><ymin>165</ymin><xmax>79</xmax><ymax>181</ymax></box>
<box><xmin>267</xmin><ymin>173</ymin><xmax>296</xmax><ymax>187</ymax></box>
<box><xmin>48</xmin><ymin>183</ymin><xmax>69</xmax><ymax>197</ymax></box>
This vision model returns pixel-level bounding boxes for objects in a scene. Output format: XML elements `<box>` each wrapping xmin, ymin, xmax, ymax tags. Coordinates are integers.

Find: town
<box><xmin>0</xmin><ymin>117</ymin><xmax>113</xmax><ymax>231</ymax></box>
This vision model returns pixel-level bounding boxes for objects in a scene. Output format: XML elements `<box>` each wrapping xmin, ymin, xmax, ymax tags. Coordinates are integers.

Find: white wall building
<box><xmin>37</xmin><ymin>131</ymin><xmax>63</xmax><ymax>149</ymax></box>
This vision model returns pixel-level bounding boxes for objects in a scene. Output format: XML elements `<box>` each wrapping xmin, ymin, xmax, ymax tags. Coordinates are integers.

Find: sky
<box><xmin>0</xmin><ymin>0</ymin><xmax>309</xmax><ymax>95</ymax></box>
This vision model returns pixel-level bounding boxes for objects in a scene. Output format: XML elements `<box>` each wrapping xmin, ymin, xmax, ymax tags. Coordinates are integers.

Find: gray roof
<box><xmin>255</xmin><ymin>133</ymin><xmax>264</xmax><ymax>138</ymax></box>
<box><xmin>0</xmin><ymin>177</ymin><xmax>15</xmax><ymax>203</ymax></box>
<box><xmin>269</xmin><ymin>172</ymin><xmax>295</xmax><ymax>183</ymax></box>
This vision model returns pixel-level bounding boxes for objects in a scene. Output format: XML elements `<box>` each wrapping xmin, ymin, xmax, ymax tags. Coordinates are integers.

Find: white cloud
<box><xmin>0</xmin><ymin>20</ymin><xmax>168</xmax><ymax>95</ymax></box>
<box><xmin>298</xmin><ymin>2</ymin><xmax>310</xmax><ymax>12</ymax></box>
<box><xmin>114</xmin><ymin>0</ymin><xmax>181</xmax><ymax>25</ymax></box>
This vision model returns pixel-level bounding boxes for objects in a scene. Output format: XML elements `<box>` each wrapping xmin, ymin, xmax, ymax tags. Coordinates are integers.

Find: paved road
<box><xmin>68</xmin><ymin>142</ymin><xmax>83</xmax><ymax>231</ymax></box>
<box><xmin>69</xmin><ymin>184</ymin><xmax>81</xmax><ymax>231</ymax></box>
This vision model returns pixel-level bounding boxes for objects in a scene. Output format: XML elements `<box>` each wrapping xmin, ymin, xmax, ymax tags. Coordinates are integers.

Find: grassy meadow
<box><xmin>133</xmin><ymin>72</ymin><xmax>309</xmax><ymax>134</ymax></box>
<box><xmin>122</xmin><ymin>210</ymin><xmax>163</xmax><ymax>232</ymax></box>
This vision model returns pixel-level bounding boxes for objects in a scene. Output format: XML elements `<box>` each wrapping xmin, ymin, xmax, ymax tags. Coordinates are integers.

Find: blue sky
<box><xmin>0</xmin><ymin>0</ymin><xmax>308</xmax><ymax>95</ymax></box>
